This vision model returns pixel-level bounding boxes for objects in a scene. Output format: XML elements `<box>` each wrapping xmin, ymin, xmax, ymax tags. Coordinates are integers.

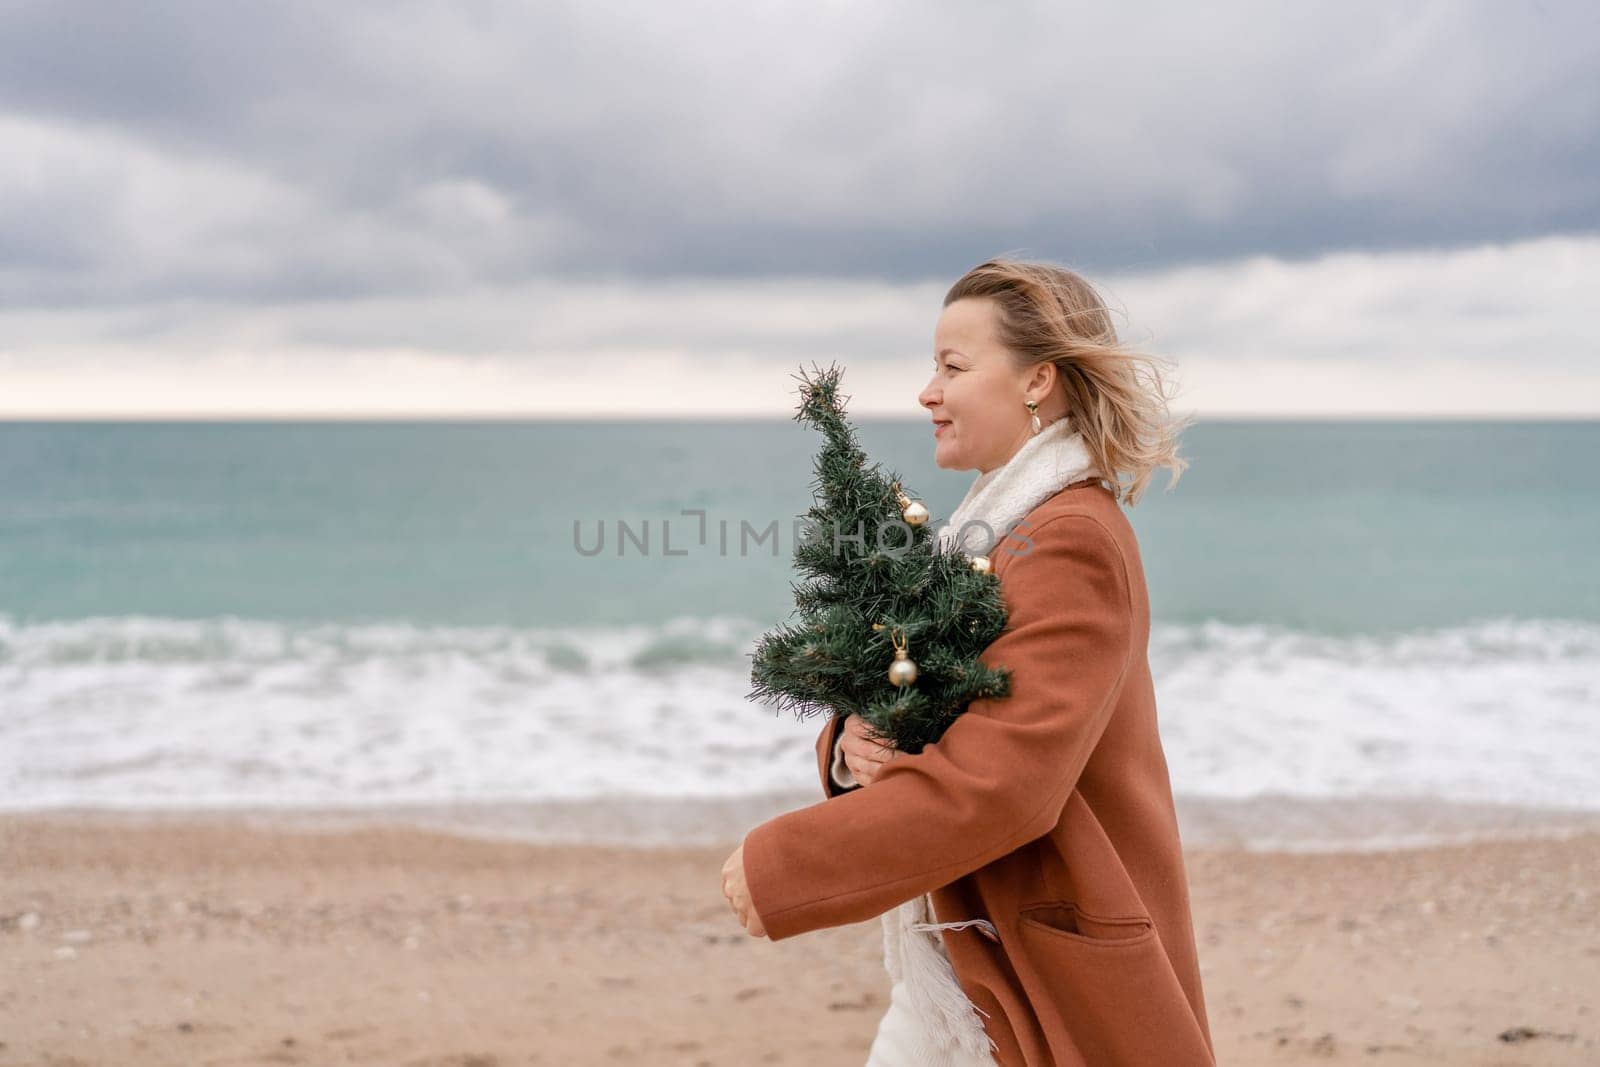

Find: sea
<box><xmin>3</xmin><ymin>418</ymin><xmax>1597</xmax><ymax>851</ymax></box>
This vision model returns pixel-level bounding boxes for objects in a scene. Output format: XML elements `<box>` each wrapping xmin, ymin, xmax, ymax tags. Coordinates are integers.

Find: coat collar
<box><xmin>934</xmin><ymin>416</ymin><xmax>1103</xmax><ymax>560</ymax></box>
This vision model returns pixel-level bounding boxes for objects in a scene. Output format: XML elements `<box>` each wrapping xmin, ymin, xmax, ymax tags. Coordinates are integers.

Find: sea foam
<box><xmin>2</xmin><ymin>613</ymin><xmax>1596</xmax><ymax>830</ymax></box>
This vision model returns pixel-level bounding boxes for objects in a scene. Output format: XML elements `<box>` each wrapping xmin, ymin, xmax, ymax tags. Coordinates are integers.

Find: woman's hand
<box><xmin>840</xmin><ymin>712</ymin><xmax>906</xmax><ymax>786</ymax></box>
<box><xmin>720</xmin><ymin>843</ymin><xmax>767</xmax><ymax>938</ymax></box>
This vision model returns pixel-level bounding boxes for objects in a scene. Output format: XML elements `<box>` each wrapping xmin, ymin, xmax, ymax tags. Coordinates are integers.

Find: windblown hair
<box><xmin>944</xmin><ymin>256</ymin><xmax>1192</xmax><ymax>506</ymax></box>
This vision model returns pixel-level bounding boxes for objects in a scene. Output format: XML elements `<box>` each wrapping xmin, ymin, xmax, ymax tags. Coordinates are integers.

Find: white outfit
<box><xmin>832</xmin><ymin>415</ymin><xmax>1104</xmax><ymax>1066</ymax></box>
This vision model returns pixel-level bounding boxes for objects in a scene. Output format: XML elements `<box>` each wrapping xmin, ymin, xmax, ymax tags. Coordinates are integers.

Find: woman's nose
<box><xmin>918</xmin><ymin>378</ymin><xmax>940</xmax><ymax>408</ymax></box>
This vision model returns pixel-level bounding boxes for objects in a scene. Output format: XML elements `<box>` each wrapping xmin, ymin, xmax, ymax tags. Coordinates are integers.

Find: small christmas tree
<box><xmin>747</xmin><ymin>362</ymin><xmax>1012</xmax><ymax>754</ymax></box>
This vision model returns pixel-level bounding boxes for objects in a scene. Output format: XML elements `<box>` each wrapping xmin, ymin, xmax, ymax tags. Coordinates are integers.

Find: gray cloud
<box><xmin>1</xmin><ymin>0</ymin><xmax>1597</xmax><ymax>310</ymax></box>
<box><xmin>5</xmin><ymin>233</ymin><xmax>1599</xmax><ymax>416</ymax></box>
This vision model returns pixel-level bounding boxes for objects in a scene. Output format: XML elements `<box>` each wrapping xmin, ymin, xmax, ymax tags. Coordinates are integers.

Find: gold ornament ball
<box><xmin>888</xmin><ymin>656</ymin><xmax>919</xmax><ymax>688</ymax></box>
<box><xmin>970</xmin><ymin>555</ymin><xmax>992</xmax><ymax>574</ymax></box>
<box><xmin>901</xmin><ymin>499</ymin><xmax>929</xmax><ymax>526</ymax></box>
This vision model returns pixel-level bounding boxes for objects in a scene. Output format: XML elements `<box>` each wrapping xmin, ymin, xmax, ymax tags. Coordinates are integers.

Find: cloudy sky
<box><xmin>2</xmin><ymin>0</ymin><xmax>1596</xmax><ymax>417</ymax></box>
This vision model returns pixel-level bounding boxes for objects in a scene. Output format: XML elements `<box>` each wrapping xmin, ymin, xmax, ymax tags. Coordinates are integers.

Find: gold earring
<box><xmin>1025</xmin><ymin>400</ymin><xmax>1041</xmax><ymax>435</ymax></box>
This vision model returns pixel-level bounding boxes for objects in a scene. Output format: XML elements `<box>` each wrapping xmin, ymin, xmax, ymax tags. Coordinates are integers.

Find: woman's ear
<box><xmin>1024</xmin><ymin>359</ymin><xmax>1057</xmax><ymax>404</ymax></box>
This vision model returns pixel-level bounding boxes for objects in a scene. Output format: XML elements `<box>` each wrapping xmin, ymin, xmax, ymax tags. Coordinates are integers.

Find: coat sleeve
<box><xmin>813</xmin><ymin>713</ymin><xmax>859</xmax><ymax>797</ymax></box>
<box><xmin>742</xmin><ymin>514</ymin><xmax>1135</xmax><ymax>941</ymax></box>
<box><xmin>828</xmin><ymin>732</ymin><xmax>860</xmax><ymax>791</ymax></box>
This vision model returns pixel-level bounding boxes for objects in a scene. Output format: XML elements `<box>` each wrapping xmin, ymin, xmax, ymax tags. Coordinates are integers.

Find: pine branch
<box><xmin>747</xmin><ymin>362</ymin><xmax>1014</xmax><ymax>753</ymax></box>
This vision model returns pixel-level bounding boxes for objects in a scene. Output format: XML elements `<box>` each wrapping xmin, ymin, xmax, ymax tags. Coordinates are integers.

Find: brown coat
<box><xmin>742</xmin><ymin>479</ymin><xmax>1216</xmax><ymax>1066</ymax></box>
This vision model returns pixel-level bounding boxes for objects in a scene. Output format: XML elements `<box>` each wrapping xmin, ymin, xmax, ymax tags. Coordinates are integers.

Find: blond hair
<box><xmin>944</xmin><ymin>256</ymin><xmax>1192</xmax><ymax>506</ymax></box>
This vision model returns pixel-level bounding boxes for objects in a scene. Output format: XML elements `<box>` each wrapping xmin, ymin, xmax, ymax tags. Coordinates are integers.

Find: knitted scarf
<box><xmin>875</xmin><ymin>413</ymin><xmax>1102</xmax><ymax>1064</ymax></box>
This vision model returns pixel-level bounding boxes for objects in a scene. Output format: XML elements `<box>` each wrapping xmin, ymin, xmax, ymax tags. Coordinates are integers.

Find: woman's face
<box><xmin>920</xmin><ymin>297</ymin><xmax>1055</xmax><ymax>474</ymax></box>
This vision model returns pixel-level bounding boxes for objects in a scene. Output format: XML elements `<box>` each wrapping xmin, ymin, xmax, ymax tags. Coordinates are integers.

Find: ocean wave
<box><xmin>1</xmin><ymin>613</ymin><xmax>1596</xmax><ymax>821</ymax></box>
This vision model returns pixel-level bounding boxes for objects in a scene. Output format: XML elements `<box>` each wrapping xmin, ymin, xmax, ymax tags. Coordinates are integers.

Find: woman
<box><xmin>721</xmin><ymin>258</ymin><xmax>1215</xmax><ymax>1066</ymax></box>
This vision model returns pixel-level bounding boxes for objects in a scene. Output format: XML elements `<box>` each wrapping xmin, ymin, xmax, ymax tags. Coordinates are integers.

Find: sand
<box><xmin>2</xmin><ymin>812</ymin><xmax>1595</xmax><ymax>1066</ymax></box>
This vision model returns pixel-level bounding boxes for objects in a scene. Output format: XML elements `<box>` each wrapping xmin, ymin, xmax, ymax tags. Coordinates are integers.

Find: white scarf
<box><xmin>874</xmin><ymin>414</ymin><xmax>1102</xmax><ymax>1065</ymax></box>
<box><xmin>934</xmin><ymin>413</ymin><xmax>1102</xmax><ymax>557</ymax></box>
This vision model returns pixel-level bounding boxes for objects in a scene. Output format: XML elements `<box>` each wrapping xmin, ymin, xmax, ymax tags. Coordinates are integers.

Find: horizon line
<box><xmin>2</xmin><ymin>411</ymin><xmax>1598</xmax><ymax>423</ymax></box>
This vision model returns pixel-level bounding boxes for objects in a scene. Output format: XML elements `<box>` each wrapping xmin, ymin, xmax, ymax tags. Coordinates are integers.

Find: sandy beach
<box><xmin>2</xmin><ymin>812</ymin><xmax>1595</xmax><ymax>1066</ymax></box>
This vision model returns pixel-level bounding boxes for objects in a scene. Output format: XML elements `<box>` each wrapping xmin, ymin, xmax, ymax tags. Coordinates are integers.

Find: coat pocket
<box><xmin>1016</xmin><ymin>902</ymin><xmax>1213</xmax><ymax>1067</ymax></box>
